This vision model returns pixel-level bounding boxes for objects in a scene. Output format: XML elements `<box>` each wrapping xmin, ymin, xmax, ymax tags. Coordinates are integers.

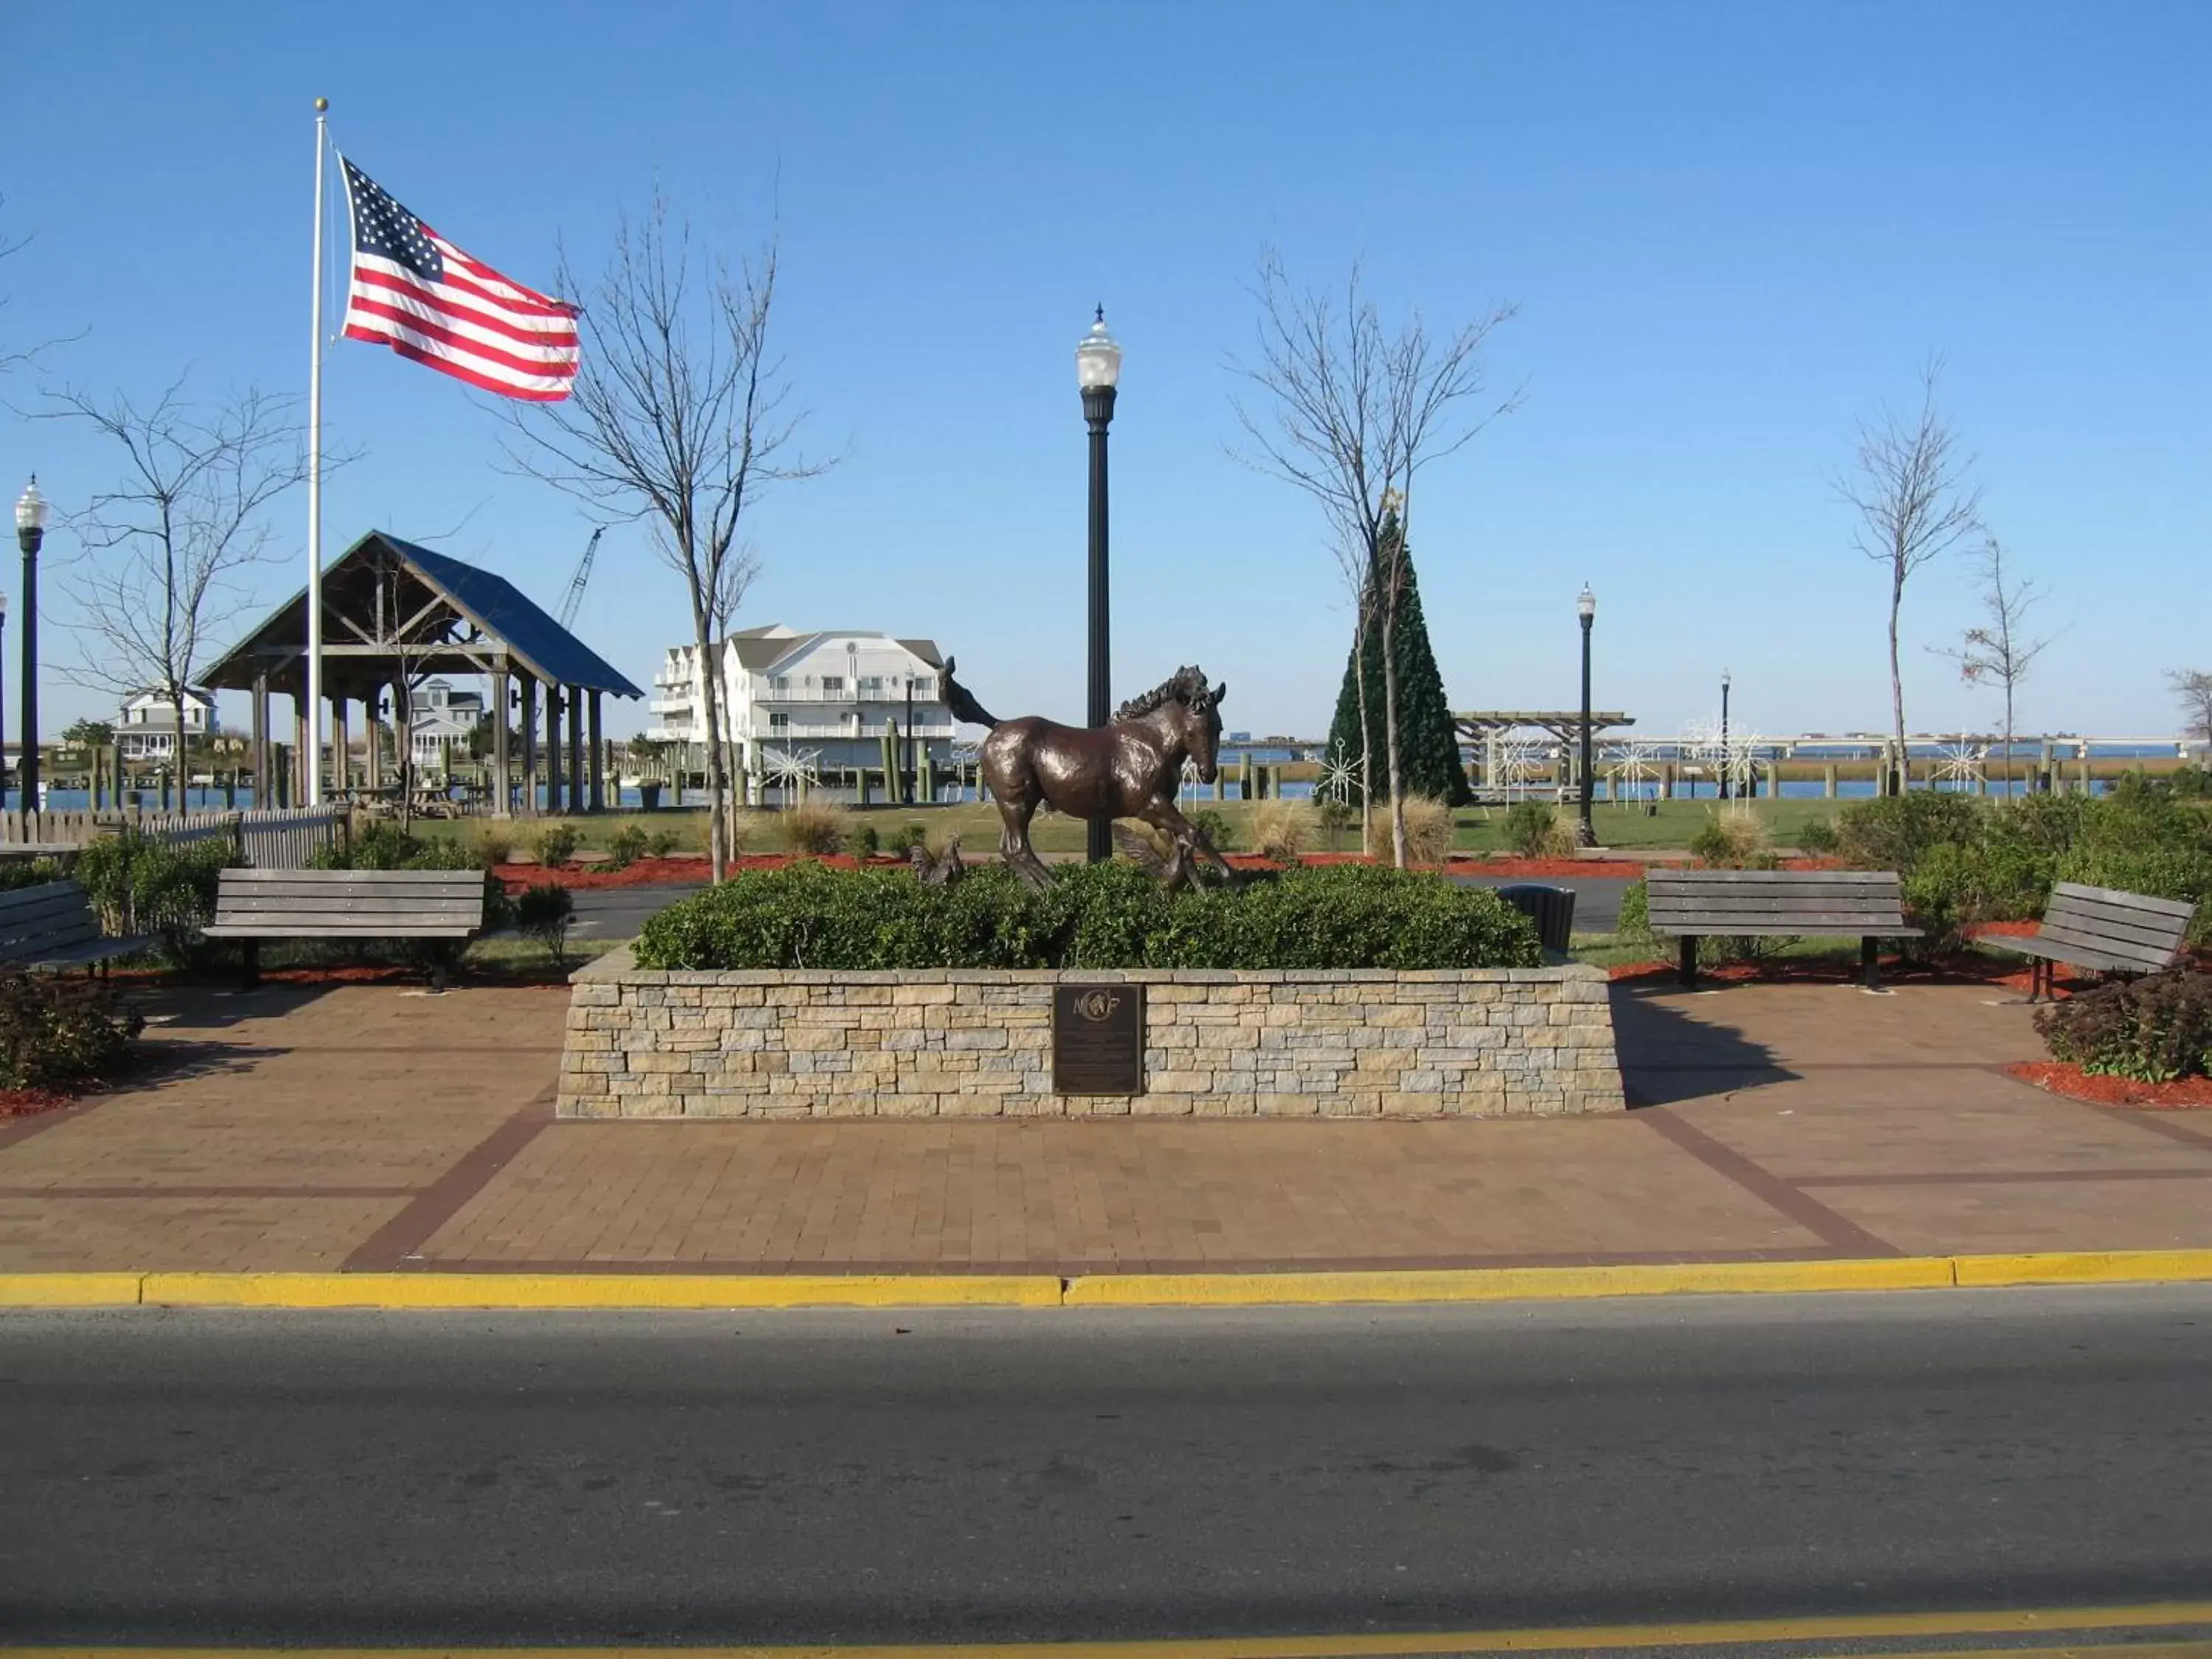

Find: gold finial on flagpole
<box><xmin>314</xmin><ymin>97</ymin><xmax>328</xmax><ymax>112</ymax></box>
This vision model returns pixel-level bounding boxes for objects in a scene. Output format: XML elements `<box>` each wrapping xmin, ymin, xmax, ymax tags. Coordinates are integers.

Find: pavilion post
<box><xmin>545</xmin><ymin>681</ymin><xmax>565</xmax><ymax>818</ymax></box>
<box><xmin>333</xmin><ymin>697</ymin><xmax>350</xmax><ymax>798</ymax></box>
<box><xmin>292</xmin><ymin>699</ymin><xmax>307</xmax><ymax>810</ymax></box>
<box><xmin>518</xmin><ymin>677</ymin><xmax>539</xmax><ymax>818</ymax></box>
<box><xmin>251</xmin><ymin>674</ymin><xmax>268</xmax><ymax>808</ymax></box>
<box><xmin>491</xmin><ymin>669</ymin><xmax>511</xmax><ymax>818</ymax></box>
<box><xmin>567</xmin><ymin>686</ymin><xmax>585</xmax><ymax>815</ymax></box>
<box><xmin>588</xmin><ymin>690</ymin><xmax>605</xmax><ymax>813</ymax></box>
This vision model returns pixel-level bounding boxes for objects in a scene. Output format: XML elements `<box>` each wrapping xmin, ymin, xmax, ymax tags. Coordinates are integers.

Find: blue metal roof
<box><xmin>378</xmin><ymin>535</ymin><xmax>643</xmax><ymax>698</ymax></box>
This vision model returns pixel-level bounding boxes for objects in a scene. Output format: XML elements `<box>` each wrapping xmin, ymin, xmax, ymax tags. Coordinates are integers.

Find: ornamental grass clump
<box><xmin>775</xmin><ymin>799</ymin><xmax>850</xmax><ymax>857</ymax></box>
<box><xmin>1250</xmin><ymin>799</ymin><xmax>1315</xmax><ymax>863</ymax></box>
<box><xmin>1368</xmin><ymin>795</ymin><xmax>1456</xmax><ymax>865</ymax></box>
<box><xmin>633</xmin><ymin>860</ymin><xmax>1540</xmax><ymax>973</ymax></box>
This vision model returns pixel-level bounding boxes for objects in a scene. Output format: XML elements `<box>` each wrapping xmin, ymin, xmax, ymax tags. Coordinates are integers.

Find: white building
<box><xmin>117</xmin><ymin>687</ymin><xmax>219</xmax><ymax>761</ymax></box>
<box><xmin>408</xmin><ymin>677</ymin><xmax>486</xmax><ymax>768</ymax></box>
<box><xmin>647</xmin><ymin>625</ymin><xmax>956</xmax><ymax>797</ymax></box>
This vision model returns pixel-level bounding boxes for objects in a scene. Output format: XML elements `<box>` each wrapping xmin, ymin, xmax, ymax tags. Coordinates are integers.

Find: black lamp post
<box><xmin>1077</xmin><ymin>307</ymin><xmax>1121</xmax><ymax>865</ymax></box>
<box><xmin>1719</xmin><ymin>669</ymin><xmax>1732</xmax><ymax>801</ymax></box>
<box><xmin>1576</xmin><ymin>584</ymin><xmax>1596</xmax><ymax>846</ymax></box>
<box><xmin>0</xmin><ymin>591</ymin><xmax>9</xmax><ymax>801</ymax></box>
<box><xmin>15</xmin><ymin>479</ymin><xmax>48</xmax><ymax>811</ymax></box>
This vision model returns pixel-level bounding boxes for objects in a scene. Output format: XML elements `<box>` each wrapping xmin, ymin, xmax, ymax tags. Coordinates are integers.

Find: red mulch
<box><xmin>1</xmin><ymin>1086</ymin><xmax>78</xmax><ymax>1120</ymax></box>
<box><xmin>1608</xmin><ymin>952</ymin><xmax>2039</xmax><ymax>992</ymax></box>
<box><xmin>1448</xmin><ymin>855</ymin><xmax>1646</xmax><ymax>877</ymax></box>
<box><xmin>2006</xmin><ymin>1060</ymin><xmax>2212</xmax><ymax>1110</ymax></box>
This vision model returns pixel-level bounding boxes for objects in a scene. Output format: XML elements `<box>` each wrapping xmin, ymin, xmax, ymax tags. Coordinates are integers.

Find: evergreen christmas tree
<box><xmin>1325</xmin><ymin>512</ymin><xmax>1471</xmax><ymax>806</ymax></box>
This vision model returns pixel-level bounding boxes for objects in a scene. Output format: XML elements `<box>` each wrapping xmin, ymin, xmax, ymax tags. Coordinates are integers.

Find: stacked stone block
<box><xmin>559</xmin><ymin>953</ymin><xmax>1624</xmax><ymax>1120</ymax></box>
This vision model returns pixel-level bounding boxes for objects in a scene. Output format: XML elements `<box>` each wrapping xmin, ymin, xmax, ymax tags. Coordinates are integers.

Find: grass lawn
<box><xmin>412</xmin><ymin>794</ymin><xmax>1847</xmax><ymax>860</ymax></box>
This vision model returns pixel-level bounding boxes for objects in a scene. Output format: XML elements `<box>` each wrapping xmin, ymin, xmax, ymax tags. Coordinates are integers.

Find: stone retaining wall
<box><xmin>557</xmin><ymin>950</ymin><xmax>1624</xmax><ymax>1119</ymax></box>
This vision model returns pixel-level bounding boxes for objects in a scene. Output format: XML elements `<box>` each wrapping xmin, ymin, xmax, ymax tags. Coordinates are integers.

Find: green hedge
<box><xmin>72</xmin><ymin>831</ymin><xmax>240</xmax><ymax>964</ymax></box>
<box><xmin>634</xmin><ymin>861</ymin><xmax>1542</xmax><ymax>973</ymax></box>
<box><xmin>2036</xmin><ymin>970</ymin><xmax>2212</xmax><ymax>1083</ymax></box>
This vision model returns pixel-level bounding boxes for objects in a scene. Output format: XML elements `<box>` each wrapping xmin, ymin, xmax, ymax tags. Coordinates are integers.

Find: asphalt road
<box><xmin>567</xmin><ymin>876</ymin><xmax>1634</xmax><ymax>942</ymax></box>
<box><xmin>6</xmin><ymin>1287</ymin><xmax>2211</xmax><ymax>1645</ymax></box>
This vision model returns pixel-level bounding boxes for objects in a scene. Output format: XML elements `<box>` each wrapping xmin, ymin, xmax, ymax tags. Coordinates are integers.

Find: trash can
<box><xmin>1496</xmin><ymin>883</ymin><xmax>1576</xmax><ymax>955</ymax></box>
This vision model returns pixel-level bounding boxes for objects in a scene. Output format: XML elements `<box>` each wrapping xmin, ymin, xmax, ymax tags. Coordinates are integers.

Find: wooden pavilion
<box><xmin>203</xmin><ymin>531</ymin><xmax>644</xmax><ymax>816</ymax></box>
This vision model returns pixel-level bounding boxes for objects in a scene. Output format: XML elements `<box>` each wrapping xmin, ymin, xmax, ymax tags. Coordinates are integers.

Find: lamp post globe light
<box><xmin>1076</xmin><ymin>307</ymin><xmax>1121</xmax><ymax>865</ymax></box>
<box><xmin>15</xmin><ymin>477</ymin><xmax>49</xmax><ymax>810</ymax></box>
<box><xmin>1576</xmin><ymin>584</ymin><xmax>1596</xmax><ymax>847</ymax></box>
<box><xmin>1719</xmin><ymin>668</ymin><xmax>1732</xmax><ymax>802</ymax></box>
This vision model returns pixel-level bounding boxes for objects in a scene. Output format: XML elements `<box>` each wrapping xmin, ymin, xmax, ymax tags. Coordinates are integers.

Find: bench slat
<box><xmin>201</xmin><ymin>923</ymin><xmax>479</xmax><ymax>939</ymax></box>
<box><xmin>1649</xmin><ymin>869</ymin><xmax>1901</xmax><ymax>884</ymax></box>
<box><xmin>2037</xmin><ymin>911</ymin><xmax>2190</xmax><ymax>956</ymax></box>
<box><xmin>2050</xmin><ymin>882</ymin><xmax>2198</xmax><ymax>920</ymax></box>
<box><xmin>209</xmin><ymin>912</ymin><xmax>484</xmax><ymax>930</ymax></box>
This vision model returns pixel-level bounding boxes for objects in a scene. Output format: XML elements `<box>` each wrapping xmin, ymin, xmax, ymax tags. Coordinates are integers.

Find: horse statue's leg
<box><xmin>1138</xmin><ymin>797</ymin><xmax>1233</xmax><ymax>883</ymax></box>
<box><xmin>995</xmin><ymin>793</ymin><xmax>1054</xmax><ymax>891</ymax></box>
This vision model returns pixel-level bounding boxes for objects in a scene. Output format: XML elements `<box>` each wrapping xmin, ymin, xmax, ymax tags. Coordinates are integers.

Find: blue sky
<box><xmin>4</xmin><ymin>0</ymin><xmax>2206</xmax><ymax>743</ymax></box>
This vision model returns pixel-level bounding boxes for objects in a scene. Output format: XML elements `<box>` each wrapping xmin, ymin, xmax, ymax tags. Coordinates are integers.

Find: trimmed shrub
<box><xmin>853</xmin><ymin>824</ymin><xmax>881</xmax><ymax>858</ymax></box>
<box><xmin>1503</xmin><ymin>799</ymin><xmax>1558</xmax><ymax>859</ymax></box>
<box><xmin>515</xmin><ymin>883</ymin><xmax>576</xmax><ymax>968</ymax></box>
<box><xmin>533</xmin><ymin>823</ymin><xmax>581</xmax><ymax>869</ymax></box>
<box><xmin>602</xmin><ymin>824</ymin><xmax>651</xmax><ymax>871</ymax></box>
<box><xmin>1834</xmin><ymin>792</ymin><xmax>1986</xmax><ymax>877</ymax></box>
<box><xmin>74</xmin><ymin>830</ymin><xmax>238</xmax><ymax>963</ymax></box>
<box><xmin>467</xmin><ymin>824</ymin><xmax>517</xmax><ymax>866</ymax></box>
<box><xmin>1369</xmin><ymin>795</ymin><xmax>1455</xmax><ymax>865</ymax></box>
<box><xmin>0</xmin><ymin>856</ymin><xmax>71</xmax><ymax>891</ymax></box>
<box><xmin>1191</xmin><ymin>808</ymin><xmax>1237</xmax><ymax>855</ymax></box>
<box><xmin>647</xmin><ymin>828</ymin><xmax>684</xmax><ymax>858</ymax></box>
<box><xmin>633</xmin><ymin>860</ymin><xmax>1540</xmax><ymax>973</ymax></box>
<box><xmin>1616</xmin><ymin>877</ymin><xmax>1650</xmax><ymax>939</ymax></box>
<box><xmin>1250</xmin><ymin>799</ymin><xmax>1315</xmax><ymax>863</ymax></box>
<box><xmin>887</xmin><ymin>822</ymin><xmax>930</xmax><ymax>856</ymax></box>
<box><xmin>776</xmin><ymin>800</ymin><xmax>849</xmax><ymax>856</ymax></box>
<box><xmin>1793</xmin><ymin>816</ymin><xmax>1841</xmax><ymax>857</ymax></box>
<box><xmin>2036</xmin><ymin>970</ymin><xmax>2212</xmax><ymax>1082</ymax></box>
<box><xmin>1689</xmin><ymin>807</ymin><xmax>1778</xmax><ymax>870</ymax></box>
<box><xmin>0</xmin><ymin>970</ymin><xmax>143</xmax><ymax>1091</ymax></box>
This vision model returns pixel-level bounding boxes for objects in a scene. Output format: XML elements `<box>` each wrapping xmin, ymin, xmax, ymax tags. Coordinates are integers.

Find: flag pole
<box><xmin>305</xmin><ymin>97</ymin><xmax>329</xmax><ymax>807</ymax></box>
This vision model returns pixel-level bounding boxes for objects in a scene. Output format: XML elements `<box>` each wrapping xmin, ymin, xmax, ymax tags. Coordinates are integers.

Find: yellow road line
<box><xmin>5</xmin><ymin>1601</ymin><xmax>2211</xmax><ymax>1658</ymax></box>
<box><xmin>5</xmin><ymin>1250</ymin><xmax>2212</xmax><ymax>1310</ymax></box>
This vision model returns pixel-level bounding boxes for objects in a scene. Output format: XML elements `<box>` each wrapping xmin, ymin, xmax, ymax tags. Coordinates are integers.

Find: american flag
<box><xmin>339</xmin><ymin>156</ymin><xmax>579</xmax><ymax>402</ymax></box>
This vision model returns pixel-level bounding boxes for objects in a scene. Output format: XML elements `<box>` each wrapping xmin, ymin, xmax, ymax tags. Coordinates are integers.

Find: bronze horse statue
<box><xmin>941</xmin><ymin>659</ymin><xmax>1232</xmax><ymax>889</ymax></box>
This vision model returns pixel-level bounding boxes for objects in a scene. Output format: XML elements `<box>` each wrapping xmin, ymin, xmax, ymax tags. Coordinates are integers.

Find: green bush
<box><xmin>307</xmin><ymin>823</ymin><xmax>512</xmax><ymax>936</ymax></box>
<box><xmin>73</xmin><ymin>830</ymin><xmax>238</xmax><ymax>963</ymax></box>
<box><xmin>853</xmin><ymin>824</ymin><xmax>881</xmax><ymax>857</ymax></box>
<box><xmin>2036</xmin><ymin>970</ymin><xmax>2212</xmax><ymax>1083</ymax></box>
<box><xmin>533</xmin><ymin>824</ymin><xmax>580</xmax><ymax>869</ymax></box>
<box><xmin>1191</xmin><ymin>809</ymin><xmax>1236</xmax><ymax>854</ymax></box>
<box><xmin>0</xmin><ymin>970</ymin><xmax>143</xmax><ymax>1090</ymax></box>
<box><xmin>1616</xmin><ymin>878</ymin><xmax>1649</xmax><ymax>939</ymax></box>
<box><xmin>1834</xmin><ymin>792</ymin><xmax>1985</xmax><ymax>877</ymax></box>
<box><xmin>515</xmin><ymin>883</ymin><xmax>576</xmax><ymax>968</ymax></box>
<box><xmin>887</xmin><ymin>823</ymin><xmax>929</xmax><ymax>856</ymax></box>
<box><xmin>603</xmin><ymin>824</ymin><xmax>650</xmax><ymax>871</ymax></box>
<box><xmin>647</xmin><ymin>829</ymin><xmax>684</xmax><ymax>858</ymax></box>
<box><xmin>0</xmin><ymin>856</ymin><xmax>71</xmax><ymax>891</ymax></box>
<box><xmin>1688</xmin><ymin>807</ymin><xmax>1778</xmax><ymax>870</ymax></box>
<box><xmin>1503</xmin><ymin>799</ymin><xmax>1557</xmax><ymax>858</ymax></box>
<box><xmin>1794</xmin><ymin>817</ymin><xmax>1840</xmax><ymax>856</ymax></box>
<box><xmin>633</xmin><ymin>861</ymin><xmax>1540</xmax><ymax>973</ymax></box>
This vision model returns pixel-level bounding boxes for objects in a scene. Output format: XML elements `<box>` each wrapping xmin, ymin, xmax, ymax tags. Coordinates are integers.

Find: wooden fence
<box><xmin>0</xmin><ymin>806</ymin><xmax>343</xmax><ymax>869</ymax></box>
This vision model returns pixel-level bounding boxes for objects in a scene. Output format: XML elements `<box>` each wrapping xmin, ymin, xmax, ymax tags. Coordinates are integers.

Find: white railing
<box><xmin>0</xmin><ymin>805</ymin><xmax>342</xmax><ymax>869</ymax></box>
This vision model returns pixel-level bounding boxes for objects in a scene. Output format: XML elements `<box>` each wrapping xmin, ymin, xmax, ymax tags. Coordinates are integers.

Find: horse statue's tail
<box><xmin>939</xmin><ymin>656</ymin><xmax>1000</xmax><ymax>729</ymax></box>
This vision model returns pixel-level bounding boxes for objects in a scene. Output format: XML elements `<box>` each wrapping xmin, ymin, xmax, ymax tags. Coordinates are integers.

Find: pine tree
<box><xmin>1326</xmin><ymin>513</ymin><xmax>1470</xmax><ymax>806</ymax></box>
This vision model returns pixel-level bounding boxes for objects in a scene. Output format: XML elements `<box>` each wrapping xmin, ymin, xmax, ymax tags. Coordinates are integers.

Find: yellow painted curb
<box><xmin>7</xmin><ymin>1250</ymin><xmax>2212</xmax><ymax>1313</ymax></box>
<box><xmin>0</xmin><ymin>1272</ymin><xmax>145</xmax><ymax>1307</ymax></box>
<box><xmin>1952</xmin><ymin>1249</ymin><xmax>2212</xmax><ymax>1287</ymax></box>
<box><xmin>4</xmin><ymin>1601</ymin><xmax>2208</xmax><ymax>1658</ymax></box>
<box><xmin>1064</xmin><ymin>1257</ymin><xmax>1963</xmax><ymax>1307</ymax></box>
<box><xmin>135</xmin><ymin>1272</ymin><xmax>1065</xmax><ymax>1310</ymax></box>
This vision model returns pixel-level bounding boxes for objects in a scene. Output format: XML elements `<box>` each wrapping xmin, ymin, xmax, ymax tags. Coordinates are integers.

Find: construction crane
<box><xmin>557</xmin><ymin>526</ymin><xmax>605</xmax><ymax>630</ymax></box>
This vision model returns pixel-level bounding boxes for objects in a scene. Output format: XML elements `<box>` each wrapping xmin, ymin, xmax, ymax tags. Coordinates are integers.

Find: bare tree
<box><xmin>1</xmin><ymin>195</ymin><xmax>82</xmax><ymax>377</ymax></box>
<box><xmin>39</xmin><ymin>378</ymin><xmax>313</xmax><ymax>792</ymax></box>
<box><xmin>2172</xmin><ymin>669</ymin><xmax>2212</xmax><ymax>748</ymax></box>
<box><xmin>1231</xmin><ymin>251</ymin><xmax>1517</xmax><ymax>865</ymax></box>
<box><xmin>1932</xmin><ymin>535</ymin><xmax>2053</xmax><ymax>793</ymax></box>
<box><xmin>1835</xmin><ymin>357</ymin><xmax>1983</xmax><ymax>793</ymax></box>
<box><xmin>504</xmin><ymin>195</ymin><xmax>825</xmax><ymax>880</ymax></box>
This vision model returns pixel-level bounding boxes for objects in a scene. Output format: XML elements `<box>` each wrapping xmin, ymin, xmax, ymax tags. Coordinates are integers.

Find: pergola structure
<box><xmin>203</xmin><ymin>531</ymin><xmax>643</xmax><ymax>816</ymax></box>
<box><xmin>1454</xmin><ymin>710</ymin><xmax>1636</xmax><ymax>746</ymax></box>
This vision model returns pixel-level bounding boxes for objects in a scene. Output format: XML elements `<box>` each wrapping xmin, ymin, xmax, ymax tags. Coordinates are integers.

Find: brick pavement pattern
<box><xmin>3</xmin><ymin>979</ymin><xmax>2209</xmax><ymax>1274</ymax></box>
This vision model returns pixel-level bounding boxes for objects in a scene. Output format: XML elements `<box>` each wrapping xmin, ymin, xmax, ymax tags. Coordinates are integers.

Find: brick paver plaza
<box><xmin>4</xmin><ymin>979</ymin><xmax>2209</xmax><ymax>1275</ymax></box>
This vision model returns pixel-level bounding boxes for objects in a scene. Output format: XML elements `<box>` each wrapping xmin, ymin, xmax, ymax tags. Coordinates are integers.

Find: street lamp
<box><xmin>1719</xmin><ymin>669</ymin><xmax>1732</xmax><ymax>801</ymax></box>
<box><xmin>0</xmin><ymin>591</ymin><xmax>9</xmax><ymax>801</ymax></box>
<box><xmin>1576</xmin><ymin>584</ymin><xmax>1596</xmax><ymax>846</ymax></box>
<box><xmin>15</xmin><ymin>478</ymin><xmax>49</xmax><ymax>811</ymax></box>
<box><xmin>1077</xmin><ymin>307</ymin><xmax>1121</xmax><ymax>865</ymax></box>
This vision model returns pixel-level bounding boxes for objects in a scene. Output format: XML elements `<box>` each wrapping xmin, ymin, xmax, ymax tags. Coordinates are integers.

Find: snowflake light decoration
<box><xmin>1486</xmin><ymin>737</ymin><xmax>1544</xmax><ymax>799</ymax></box>
<box><xmin>1933</xmin><ymin>737</ymin><xmax>1986</xmax><ymax>791</ymax></box>
<box><xmin>1318</xmin><ymin>742</ymin><xmax>1365</xmax><ymax>806</ymax></box>
<box><xmin>1605</xmin><ymin>740</ymin><xmax>1660</xmax><ymax>806</ymax></box>
<box><xmin>763</xmin><ymin>746</ymin><xmax>820</xmax><ymax>806</ymax></box>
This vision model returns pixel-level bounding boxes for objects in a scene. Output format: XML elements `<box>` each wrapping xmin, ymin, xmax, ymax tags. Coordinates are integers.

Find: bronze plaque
<box><xmin>1052</xmin><ymin>984</ymin><xmax>1146</xmax><ymax>1095</ymax></box>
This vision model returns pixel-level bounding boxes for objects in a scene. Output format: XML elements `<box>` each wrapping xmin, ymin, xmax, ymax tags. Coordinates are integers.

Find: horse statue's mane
<box><xmin>1115</xmin><ymin>665</ymin><xmax>1214</xmax><ymax>723</ymax></box>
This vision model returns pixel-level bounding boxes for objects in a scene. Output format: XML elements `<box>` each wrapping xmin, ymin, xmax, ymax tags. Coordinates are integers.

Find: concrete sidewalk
<box><xmin>2</xmin><ymin>978</ymin><xmax>2208</xmax><ymax>1278</ymax></box>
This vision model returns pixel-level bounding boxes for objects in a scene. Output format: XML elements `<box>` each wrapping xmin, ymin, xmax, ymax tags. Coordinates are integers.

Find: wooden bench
<box><xmin>201</xmin><ymin>868</ymin><xmax>488</xmax><ymax>989</ymax></box>
<box><xmin>0</xmin><ymin>880</ymin><xmax>155</xmax><ymax>972</ymax></box>
<box><xmin>1646</xmin><ymin>869</ymin><xmax>1922</xmax><ymax>990</ymax></box>
<box><xmin>1982</xmin><ymin>881</ymin><xmax>2197</xmax><ymax>1002</ymax></box>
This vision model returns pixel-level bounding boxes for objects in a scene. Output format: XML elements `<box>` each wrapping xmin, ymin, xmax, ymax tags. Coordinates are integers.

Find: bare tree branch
<box><xmin>500</xmin><ymin>193</ymin><xmax>834</xmax><ymax>877</ymax></box>
<box><xmin>1228</xmin><ymin>248</ymin><xmax>1518</xmax><ymax>863</ymax></box>
<box><xmin>2171</xmin><ymin>669</ymin><xmax>2212</xmax><ymax>748</ymax></box>
<box><xmin>1834</xmin><ymin>356</ymin><xmax>1983</xmax><ymax>789</ymax></box>
<box><xmin>35</xmin><ymin>378</ymin><xmax>329</xmax><ymax>777</ymax></box>
<box><xmin>1930</xmin><ymin>533</ymin><xmax>2056</xmax><ymax>791</ymax></box>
